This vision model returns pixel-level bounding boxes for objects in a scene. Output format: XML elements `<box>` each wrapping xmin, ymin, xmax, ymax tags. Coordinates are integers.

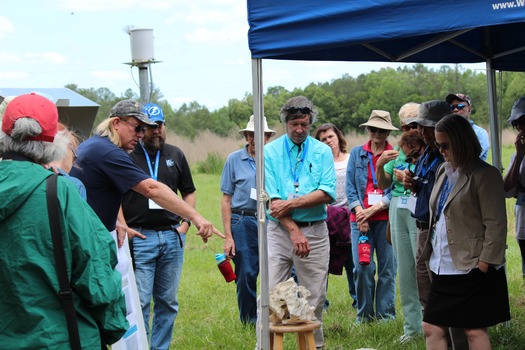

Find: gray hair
<box><xmin>279</xmin><ymin>96</ymin><xmax>318</xmax><ymax>124</ymax></box>
<box><xmin>0</xmin><ymin>118</ymin><xmax>65</xmax><ymax>164</ymax></box>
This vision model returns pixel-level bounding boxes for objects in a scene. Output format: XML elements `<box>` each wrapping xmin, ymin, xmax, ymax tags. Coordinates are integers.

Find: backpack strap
<box><xmin>46</xmin><ymin>174</ymin><xmax>82</xmax><ymax>350</ymax></box>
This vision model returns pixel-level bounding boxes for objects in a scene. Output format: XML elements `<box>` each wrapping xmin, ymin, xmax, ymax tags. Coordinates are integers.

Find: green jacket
<box><xmin>0</xmin><ymin>160</ymin><xmax>128</xmax><ymax>349</ymax></box>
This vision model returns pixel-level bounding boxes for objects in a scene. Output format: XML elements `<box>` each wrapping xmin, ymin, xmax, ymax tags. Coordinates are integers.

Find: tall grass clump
<box><xmin>193</xmin><ymin>152</ymin><xmax>225</xmax><ymax>175</ymax></box>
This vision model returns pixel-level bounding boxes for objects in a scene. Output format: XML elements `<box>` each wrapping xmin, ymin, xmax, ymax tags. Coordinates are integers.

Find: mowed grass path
<box><xmin>168</xmin><ymin>145</ymin><xmax>525</xmax><ymax>350</ymax></box>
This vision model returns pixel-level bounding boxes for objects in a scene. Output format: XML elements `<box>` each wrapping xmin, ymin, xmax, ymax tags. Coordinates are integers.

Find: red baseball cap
<box><xmin>1</xmin><ymin>93</ymin><xmax>58</xmax><ymax>142</ymax></box>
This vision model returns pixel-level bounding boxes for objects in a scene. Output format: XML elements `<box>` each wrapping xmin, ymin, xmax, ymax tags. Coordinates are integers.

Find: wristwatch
<box><xmin>181</xmin><ymin>218</ymin><xmax>191</xmax><ymax>227</ymax></box>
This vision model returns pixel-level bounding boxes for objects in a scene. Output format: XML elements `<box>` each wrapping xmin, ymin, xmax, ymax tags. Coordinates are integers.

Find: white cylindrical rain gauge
<box><xmin>129</xmin><ymin>28</ymin><xmax>154</xmax><ymax>63</ymax></box>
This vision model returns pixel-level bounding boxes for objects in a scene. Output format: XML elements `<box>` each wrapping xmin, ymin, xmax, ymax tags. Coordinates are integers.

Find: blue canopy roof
<box><xmin>247</xmin><ymin>0</ymin><xmax>525</xmax><ymax>71</ymax></box>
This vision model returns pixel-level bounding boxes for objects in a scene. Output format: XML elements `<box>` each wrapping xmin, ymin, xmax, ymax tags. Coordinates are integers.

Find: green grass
<box><xmin>167</xmin><ymin>148</ymin><xmax>525</xmax><ymax>349</ymax></box>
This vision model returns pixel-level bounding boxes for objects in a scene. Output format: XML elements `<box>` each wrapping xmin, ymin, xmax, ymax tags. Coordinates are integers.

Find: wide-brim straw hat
<box><xmin>359</xmin><ymin>110</ymin><xmax>398</xmax><ymax>131</ymax></box>
<box><xmin>239</xmin><ymin>115</ymin><xmax>276</xmax><ymax>136</ymax></box>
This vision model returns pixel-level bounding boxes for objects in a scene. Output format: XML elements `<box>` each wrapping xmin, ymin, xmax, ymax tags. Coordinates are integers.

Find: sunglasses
<box><xmin>286</xmin><ymin>106</ymin><xmax>312</xmax><ymax>115</ymax></box>
<box><xmin>434</xmin><ymin>141</ymin><xmax>449</xmax><ymax>150</ymax></box>
<box><xmin>368</xmin><ymin>126</ymin><xmax>388</xmax><ymax>134</ymax></box>
<box><xmin>245</xmin><ymin>132</ymin><xmax>274</xmax><ymax>139</ymax></box>
<box><xmin>121</xmin><ymin>119</ymin><xmax>146</xmax><ymax>134</ymax></box>
<box><xmin>450</xmin><ymin>103</ymin><xmax>467</xmax><ymax>111</ymax></box>
<box><xmin>401</xmin><ymin>123</ymin><xmax>418</xmax><ymax>132</ymax></box>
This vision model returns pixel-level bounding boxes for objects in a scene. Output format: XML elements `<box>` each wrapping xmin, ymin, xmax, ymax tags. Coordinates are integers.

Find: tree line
<box><xmin>67</xmin><ymin>64</ymin><xmax>525</xmax><ymax>138</ymax></box>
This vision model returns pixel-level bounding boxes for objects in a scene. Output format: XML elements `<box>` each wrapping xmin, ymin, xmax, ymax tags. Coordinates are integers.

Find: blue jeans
<box><xmin>231</xmin><ymin>213</ymin><xmax>259</xmax><ymax>324</ymax></box>
<box><xmin>132</xmin><ymin>227</ymin><xmax>185</xmax><ymax>350</ymax></box>
<box><xmin>351</xmin><ymin>220</ymin><xmax>396</xmax><ymax>322</ymax></box>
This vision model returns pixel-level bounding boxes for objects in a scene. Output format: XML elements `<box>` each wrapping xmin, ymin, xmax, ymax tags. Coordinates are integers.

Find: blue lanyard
<box><xmin>285</xmin><ymin>137</ymin><xmax>308</xmax><ymax>193</ymax></box>
<box><xmin>248</xmin><ymin>157</ymin><xmax>256</xmax><ymax>172</ymax></box>
<box><xmin>140</xmin><ymin>144</ymin><xmax>160</xmax><ymax>181</ymax></box>
<box><xmin>417</xmin><ymin>152</ymin><xmax>439</xmax><ymax>179</ymax></box>
<box><xmin>367</xmin><ymin>152</ymin><xmax>378</xmax><ymax>189</ymax></box>
<box><xmin>437</xmin><ymin>178</ymin><xmax>453</xmax><ymax>220</ymax></box>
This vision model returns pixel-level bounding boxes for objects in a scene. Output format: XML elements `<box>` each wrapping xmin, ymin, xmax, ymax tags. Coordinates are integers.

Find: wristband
<box><xmin>181</xmin><ymin>218</ymin><xmax>191</xmax><ymax>227</ymax></box>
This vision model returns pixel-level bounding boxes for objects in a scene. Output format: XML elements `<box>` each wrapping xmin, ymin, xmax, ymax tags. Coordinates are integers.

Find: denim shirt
<box><xmin>346</xmin><ymin>143</ymin><xmax>392</xmax><ymax>213</ymax></box>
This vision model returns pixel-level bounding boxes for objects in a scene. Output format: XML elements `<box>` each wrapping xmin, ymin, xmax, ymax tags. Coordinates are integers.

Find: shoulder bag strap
<box><xmin>46</xmin><ymin>174</ymin><xmax>82</xmax><ymax>350</ymax></box>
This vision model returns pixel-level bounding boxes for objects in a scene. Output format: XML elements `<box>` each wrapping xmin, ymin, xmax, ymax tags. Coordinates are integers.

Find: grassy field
<box><xmin>166</xmin><ymin>144</ymin><xmax>525</xmax><ymax>350</ymax></box>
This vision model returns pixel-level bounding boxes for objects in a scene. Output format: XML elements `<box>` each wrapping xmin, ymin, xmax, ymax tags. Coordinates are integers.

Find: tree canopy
<box><xmin>67</xmin><ymin>64</ymin><xmax>525</xmax><ymax>138</ymax></box>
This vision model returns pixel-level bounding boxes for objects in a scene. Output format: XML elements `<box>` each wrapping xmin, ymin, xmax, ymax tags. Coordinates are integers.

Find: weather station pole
<box><xmin>125</xmin><ymin>27</ymin><xmax>160</xmax><ymax>105</ymax></box>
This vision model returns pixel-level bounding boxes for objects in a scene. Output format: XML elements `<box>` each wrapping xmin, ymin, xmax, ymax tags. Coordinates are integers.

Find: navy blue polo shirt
<box><xmin>71</xmin><ymin>135</ymin><xmax>149</xmax><ymax>231</ymax></box>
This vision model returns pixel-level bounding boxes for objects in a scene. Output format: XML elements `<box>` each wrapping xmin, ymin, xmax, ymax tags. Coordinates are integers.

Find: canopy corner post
<box><xmin>252</xmin><ymin>58</ymin><xmax>270</xmax><ymax>350</ymax></box>
<box><xmin>486</xmin><ymin>59</ymin><xmax>502</xmax><ymax>172</ymax></box>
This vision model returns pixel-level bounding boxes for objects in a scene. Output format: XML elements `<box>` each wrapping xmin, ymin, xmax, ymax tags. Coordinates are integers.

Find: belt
<box><xmin>295</xmin><ymin>220</ymin><xmax>323</xmax><ymax>227</ymax></box>
<box><xmin>142</xmin><ymin>224</ymin><xmax>180</xmax><ymax>231</ymax></box>
<box><xmin>231</xmin><ymin>208</ymin><xmax>257</xmax><ymax>217</ymax></box>
<box><xmin>415</xmin><ymin>220</ymin><xmax>429</xmax><ymax>230</ymax></box>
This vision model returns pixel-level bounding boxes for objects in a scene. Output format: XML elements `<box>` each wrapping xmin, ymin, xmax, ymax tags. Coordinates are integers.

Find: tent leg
<box><xmin>252</xmin><ymin>58</ymin><xmax>271</xmax><ymax>350</ymax></box>
<box><xmin>486</xmin><ymin>59</ymin><xmax>502</xmax><ymax>172</ymax></box>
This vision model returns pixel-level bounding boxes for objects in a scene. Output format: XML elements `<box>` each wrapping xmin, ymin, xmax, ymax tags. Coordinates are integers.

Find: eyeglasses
<box><xmin>434</xmin><ymin>141</ymin><xmax>449</xmax><ymax>150</ymax></box>
<box><xmin>286</xmin><ymin>106</ymin><xmax>312</xmax><ymax>115</ymax></box>
<box><xmin>450</xmin><ymin>103</ymin><xmax>467</xmax><ymax>111</ymax></box>
<box><xmin>245</xmin><ymin>132</ymin><xmax>274</xmax><ymax>139</ymax></box>
<box><xmin>121</xmin><ymin>119</ymin><xmax>146</xmax><ymax>134</ymax></box>
<box><xmin>368</xmin><ymin>126</ymin><xmax>388</xmax><ymax>134</ymax></box>
<box><xmin>401</xmin><ymin>123</ymin><xmax>418</xmax><ymax>132</ymax></box>
<box><xmin>404</xmin><ymin>148</ymin><xmax>422</xmax><ymax>164</ymax></box>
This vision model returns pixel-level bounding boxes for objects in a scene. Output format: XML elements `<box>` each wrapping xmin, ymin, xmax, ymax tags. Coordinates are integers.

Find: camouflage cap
<box><xmin>110</xmin><ymin>100</ymin><xmax>157</xmax><ymax>127</ymax></box>
<box><xmin>446</xmin><ymin>93</ymin><xmax>472</xmax><ymax>106</ymax></box>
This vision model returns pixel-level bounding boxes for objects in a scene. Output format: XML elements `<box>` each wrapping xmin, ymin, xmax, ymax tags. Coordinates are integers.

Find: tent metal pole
<box><xmin>252</xmin><ymin>58</ymin><xmax>270</xmax><ymax>350</ymax></box>
<box><xmin>486</xmin><ymin>59</ymin><xmax>502</xmax><ymax>172</ymax></box>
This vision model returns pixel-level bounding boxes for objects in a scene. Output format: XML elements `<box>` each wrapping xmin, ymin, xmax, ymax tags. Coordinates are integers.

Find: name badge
<box><xmin>148</xmin><ymin>198</ymin><xmax>163</xmax><ymax>210</ymax></box>
<box><xmin>368</xmin><ymin>192</ymin><xmax>382</xmax><ymax>205</ymax></box>
<box><xmin>517</xmin><ymin>192</ymin><xmax>525</xmax><ymax>206</ymax></box>
<box><xmin>407</xmin><ymin>194</ymin><xmax>417</xmax><ymax>215</ymax></box>
<box><xmin>288</xmin><ymin>193</ymin><xmax>302</xmax><ymax>200</ymax></box>
<box><xmin>250</xmin><ymin>187</ymin><xmax>257</xmax><ymax>200</ymax></box>
<box><xmin>397</xmin><ymin>195</ymin><xmax>409</xmax><ymax>209</ymax></box>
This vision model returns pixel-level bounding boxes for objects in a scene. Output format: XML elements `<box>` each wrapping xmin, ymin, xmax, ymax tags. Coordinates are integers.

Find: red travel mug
<box><xmin>216</xmin><ymin>253</ymin><xmax>236</xmax><ymax>283</ymax></box>
<box><xmin>358</xmin><ymin>235</ymin><xmax>371</xmax><ymax>266</ymax></box>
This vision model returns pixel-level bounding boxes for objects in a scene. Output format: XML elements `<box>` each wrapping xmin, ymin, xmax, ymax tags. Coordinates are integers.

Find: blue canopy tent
<box><xmin>247</xmin><ymin>1</ymin><xmax>525</xmax><ymax>348</ymax></box>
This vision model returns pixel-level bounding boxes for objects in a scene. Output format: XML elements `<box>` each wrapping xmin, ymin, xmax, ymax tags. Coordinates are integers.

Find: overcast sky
<box><xmin>0</xmin><ymin>0</ymin><xmax>484</xmax><ymax>111</ymax></box>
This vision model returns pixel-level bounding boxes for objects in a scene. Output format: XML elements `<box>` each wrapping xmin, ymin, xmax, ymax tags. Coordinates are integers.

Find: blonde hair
<box><xmin>95</xmin><ymin>117</ymin><xmax>123</xmax><ymax>148</ymax></box>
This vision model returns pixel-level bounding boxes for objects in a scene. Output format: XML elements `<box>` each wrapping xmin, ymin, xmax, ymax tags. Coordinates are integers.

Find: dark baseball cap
<box><xmin>414</xmin><ymin>100</ymin><xmax>450</xmax><ymax>127</ymax></box>
<box><xmin>507</xmin><ymin>97</ymin><xmax>525</xmax><ymax>125</ymax></box>
<box><xmin>110</xmin><ymin>100</ymin><xmax>157</xmax><ymax>127</ymax></box>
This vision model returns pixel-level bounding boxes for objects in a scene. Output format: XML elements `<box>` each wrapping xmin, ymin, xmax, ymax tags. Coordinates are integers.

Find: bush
<box><xmin>194</xmin><ymin>152</ymin><xmax>225</xmax><ymax>175</ymax></box>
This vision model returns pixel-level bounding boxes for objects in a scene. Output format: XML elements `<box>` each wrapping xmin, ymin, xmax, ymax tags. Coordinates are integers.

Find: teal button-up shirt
<box><xmin>264</xmin><ymin>135</ymin><xmax>336</xmax><ymax>222</ymax></box>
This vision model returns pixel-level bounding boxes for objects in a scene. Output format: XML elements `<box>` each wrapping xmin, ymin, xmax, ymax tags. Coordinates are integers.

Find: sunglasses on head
<box><xmin>434</xmin><ymin>141</ymin><xmax>449</xmax><ymax>150</ymax></box>
<box><xmin>286</xmin><ymin>106</ymin><xmax>312</xmax><ymax>115</ymax></box>
<box><xmin>368</xmin><ymin>126</ymin><xmax>388</xmax><ymax>134</ymax></box>
<box><xmin>450</xmin><ymin>103</ymin><xmax>467</xmax><ymax>111</ymax></box>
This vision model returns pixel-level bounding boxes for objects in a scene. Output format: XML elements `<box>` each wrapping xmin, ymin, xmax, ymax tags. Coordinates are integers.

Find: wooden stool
<box><xmin>269</xmin><ymin>321</ymin><xmax>321</xmax><ymax>350</ymax></box>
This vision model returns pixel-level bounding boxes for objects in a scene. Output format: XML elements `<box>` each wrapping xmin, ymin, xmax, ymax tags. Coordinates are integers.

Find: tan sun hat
<box><xmin>360</xmin><ymin>110</ymin><xmax>399</xmax><ymax>131</ymax></box>
<box><xmin>239</xmin><ymin>115</ymin><xmax>276</xmax><ymax>136</ymax></box>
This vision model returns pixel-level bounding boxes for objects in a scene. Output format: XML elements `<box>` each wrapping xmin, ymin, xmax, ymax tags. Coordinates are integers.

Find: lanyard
<box><xmin>247</xmin><ymin>157</ymin><xmax>256</xmax><ymax>172</ymax></box>
<box><xmin>437</xmin><ymin>177</ymin><xmax>454</xmax><ymax>220</ymax></box>
<box><xmin>140</xmin><ymin>144</ymin><xmax>160</xmax><ymax>181</ymax></box>
<box><xmin>417</xmin><ymin>152</ymin><xmax>439</xmax><ymax>179</ymax></box>
<box><xmin>367</xmin><ymin>152</ymin><xmax>378</xmax><ymax>189</ymax></box>
<box><xmin>285</xmin><ymin>137</ymin><xmax>308</xmax><ymax>193</ymax></box>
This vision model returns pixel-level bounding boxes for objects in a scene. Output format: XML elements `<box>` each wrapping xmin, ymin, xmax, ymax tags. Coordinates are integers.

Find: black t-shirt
<box><xmin>121</xmin><ymin>142</ymin><xmax>196</xmax><ymax>228</ymax></box>
<box><xmin>70</xmin><ymin>135</ymin><xmax>150</xmax><ymax>231</ymax></box>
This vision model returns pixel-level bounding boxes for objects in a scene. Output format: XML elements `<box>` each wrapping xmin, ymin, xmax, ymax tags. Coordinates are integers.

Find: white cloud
<box><xmin>0</xmin><ymin>71</ymin><xmax>30</xmax><ymax>80</ymax></box>
<box><xmin>0</xmin><ymin>16</ymin><xmax>14</xmax><ymax>38</ymax></box>
<box><xmin>0</xmin><ymin>53</ymin><xmax>21</xmax><ymax>64</ymax></box>
<box><xmin>59</xmin><ymin>0</ymin><xmax>182</xmax><ymax>12</ymax></box>
<box><xmin>184</xmin><ymin>26</ymin><xmax>246</xmax><ymax>45</ymax></box>
<box><xmin>25</xmin><ymin>52</ymin><xmax>67</xmax><ymax>65</ymax></box>
<box><xmin>91</xmin><ymin>70</ymin><xmax>129</xmax><ymax>81</ymax></box>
